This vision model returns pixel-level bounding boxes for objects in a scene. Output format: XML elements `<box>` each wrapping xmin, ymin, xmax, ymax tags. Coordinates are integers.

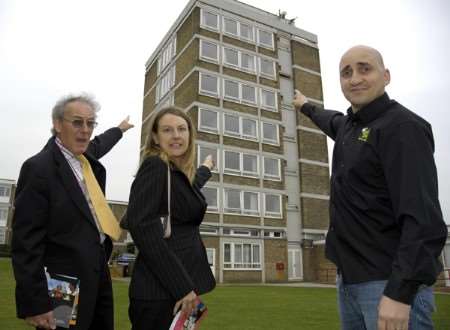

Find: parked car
<box><xmin>116</xmin><ymin>252</ymin><xmax>136</xmax><ymax>266</ymax></box>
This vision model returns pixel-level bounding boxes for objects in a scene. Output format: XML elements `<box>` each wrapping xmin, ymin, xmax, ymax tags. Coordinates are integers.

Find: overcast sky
<box><xmin>1</xmin><ymin>0</ymin><xmax>449</xmax><ymax>223</ymax></box>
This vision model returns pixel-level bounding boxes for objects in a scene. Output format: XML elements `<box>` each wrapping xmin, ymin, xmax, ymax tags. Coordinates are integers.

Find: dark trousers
<box><xmin>42</xmin><ymin>245</ymin><xmax>114</xmax><ymax>330</ymax></box>
<box><xmin>129</xmin><ymin>299</ymin><xmax>175</xmax><ymax>330</ymax></box>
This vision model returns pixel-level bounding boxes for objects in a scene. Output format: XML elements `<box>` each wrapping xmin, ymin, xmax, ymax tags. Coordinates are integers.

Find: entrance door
<box><xmin>288</xmin><ymin>248</ymin><xmax>302</xmax><ymax>280</ymax></box>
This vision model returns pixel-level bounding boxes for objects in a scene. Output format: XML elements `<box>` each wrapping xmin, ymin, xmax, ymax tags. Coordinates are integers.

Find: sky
<box><xmin>1</xmin><ymin>0</ymin><xmax>449</xmax><ymax>223</ymax></box>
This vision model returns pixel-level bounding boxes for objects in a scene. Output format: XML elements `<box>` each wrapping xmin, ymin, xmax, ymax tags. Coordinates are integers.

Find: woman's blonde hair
<box><xmin>143</xmin><ymin>106</ymin><xmax>197</xmax><ymax>182</ymax></box>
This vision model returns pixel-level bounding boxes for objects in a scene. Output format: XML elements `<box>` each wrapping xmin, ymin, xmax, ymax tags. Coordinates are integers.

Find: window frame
<box><xmin>262</xmin><ymin>157</ymin><xmax>281</xmax><ymax>181</ymax></box>
<box><xmin>199</xmin><ymin>39</ymin><xmax>219</xmax><ymax>63</ymax></box>
<box><xmin>259</xmin><ymin>57</ymin><xmax>276</xmax><ymax>79</ymax></box>
<box><xmin>257</xmin><ymin>28</ymin><xmax>275</xmax><ymax>50</ymax></box>
<box><xmin>261</xmin><ymin>121</ymin><xmax>279</xmax><ymax>145</ymax></box>
<box><xmin>260</xmin><ymin>88</ymin><xmax>278</xmax><ymax>111</ymax></box>
<box><xmin>198</xmin><ymin>108</ymin><xmax>219</xmax><ymax>134</ymax></box>
<box><xmin>223</xmin><ymin>242</ymin><xmax>262</xmax><ymax>270</ymax></box>
<box><xmin>199</xmin><ymin>72</ymin><xmax>219</xmax><ymax>97</ymax></box>
<box><xmin>263</xmin><ymin>193</ymin><xmax>283</xmax><ymax>218</ymax></box>
<box><xmin>202</xmin><ymin>186</ymin><xmax>219</xmax><ymax>213</ymax></box>
<box><xmin>200</xmin><ymin>9</ymin><xmax>219</xmax><ymax>31</ymax></box>
<box><xmin>197</xmin><ymin>144</ymin><xmax>219</xmax><ymax>173</ymax></box>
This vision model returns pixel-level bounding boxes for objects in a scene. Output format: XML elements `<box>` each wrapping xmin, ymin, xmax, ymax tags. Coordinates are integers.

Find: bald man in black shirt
<box><xmin>293</xmin><ymin>45</ymin><xmax>447</xmax><ymax>330</ymax></box>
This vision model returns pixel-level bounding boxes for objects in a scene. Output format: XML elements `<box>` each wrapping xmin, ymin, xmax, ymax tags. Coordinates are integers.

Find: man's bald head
<box><xmin>339</xmin><ymin>45</ymin><xmax>390</xmax><ymax>112</ymax></box>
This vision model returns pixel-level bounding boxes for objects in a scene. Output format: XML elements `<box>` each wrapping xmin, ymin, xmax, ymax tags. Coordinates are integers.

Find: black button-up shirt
<box><xmin>300</xmin><ymin>93</ymin><xmax>447</xmax><ymax>304</ymax></box>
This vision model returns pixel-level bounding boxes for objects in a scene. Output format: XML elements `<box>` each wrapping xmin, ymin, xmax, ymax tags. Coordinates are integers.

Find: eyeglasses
<box><xmin>63</xmin><ymin>117</ymin><xmax>98</xmax><ymax>130</ymax></box>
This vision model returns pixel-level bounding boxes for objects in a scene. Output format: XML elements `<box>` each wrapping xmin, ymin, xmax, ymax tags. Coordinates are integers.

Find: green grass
<box><xmin>1</xmin><ymin>258</ymin><xmax>449</xmax><ymax>329</ymax></box>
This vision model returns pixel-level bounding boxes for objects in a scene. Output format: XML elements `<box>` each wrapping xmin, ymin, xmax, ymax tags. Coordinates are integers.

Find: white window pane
<box><xmin>224</xmin><ymin>80</ymin><xmax>239</xmax><ymax>99</ymax></box>
<box><xmin>224</xmin><ymin>18</ymin><xmax>238</xmax><ymax>35</ymax></box>
<box><xmin>242</xmin><ymin>154</ymin><xmax>257</xmax><ymax>174</ymax></box>
<box><xmin>264</xmin><ymin>157</ymin><xmax>279</xmax><ymax>177</ymax></box>
<box><xmin>225</xmin><ymin>151</ymin><xmax>240</xmax><ymax>171</ymax></box>
<box><xmin>261</xmin><ymin>89</ymin><xmax>276</xmax><ymax>108</ymax></box>
<box><xmin>265</xmin><ymin>194</ymin><xmax>281</xmax><ymax>213</ymax></box>
<box><xmin>200</xmin><ymin>74</ymin><xmax>218</xmax><ymax>94</ymax></box>
<box><xmin>253</xmin><ymin>245</ymin><xmax>260</xmax><ymax>263</ymax></box>
<box><xmin>201</xmin><ymin>41</ymin><xmax>218</xmax><ymax>60</ymax></box>
<box><xmin>243</xmin><ymin>244</ymin><xmax>251</xmax><ymax>263</ymax></box>
<box><xmin>240</xmin><ymin>23</ymin><xmax>253</xmax><ymax>41</ymax></box>
<box><xmin>241</xmin><ymin>85</ymin><xmax>256</xmax><ymax>104</ymax></box>
<box><xmin>224</xmin><ymin>48</ymin><xmax>239</xmax><ymax>66</ymax></box>
<box><xmin>242</xmin><ymin>118</ymin><xmax>257</xmax><ymax>138</ymax></box>
<box><xmin>224</xmin><ymin>114</ymin><xmax>239</xmax><ymax>135</ymax></box>
<box><xmin>199</xmin><ymin>109</ymin><xmax>218</xmax><ymax>131</ymax></box>
<box><xmin>260</xmin><ymin>58</ymin><xmax>275</xmax><ymax>76</ymax></box>
<box><xmin>199</xmin><ymin>145</ymin><xmax>217</xmax><ymax>167</ymax></box>
<box><xmin>258</xmin><ymin>29</ymin><xmax>273</xmax><ymax>47</ymax></box>
<box><xmin>202</xmin><ymin>187</ymin><xmax>218</xmax><ymax>209</ymax></box>
<box><xmin>241</xmin><ymin>53</ymin><xmax>255</xmax><ymax>72</ymax></box>
<box><xmin>224</xmin><ymin>244</ymin><xmax>231</xmax><ymax>262</ymax></box>
<box><xmin>235</xmin><ymin>244</ymin><xmax>242</xmax><ymax>263</ymax></box>
<box><xmin>263</xmin><ymin>122</ymin><xmax>277</xmax><ymax>141</ymax></box>
<box><xmin>243</xmin><ymin>192</ymin><xmax>258</xmax><ymax>212</ymax></box>
<box><xmin>203</xmin><ymin>11</ymin><xmax>218</xmax><ymax>29</ymax></box>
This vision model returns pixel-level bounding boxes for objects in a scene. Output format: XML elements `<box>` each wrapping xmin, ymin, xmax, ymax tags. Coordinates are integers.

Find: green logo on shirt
<box><xmin>358</xmin><ymin>127</ymin><xmax>371</xmax><ymax>142</ymax></box>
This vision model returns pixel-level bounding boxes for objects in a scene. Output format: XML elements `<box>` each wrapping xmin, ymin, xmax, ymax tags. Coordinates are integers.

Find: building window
<box><xmin>264</xmin><ymin>231</ymin><xmax>284</xmax><ymax>238</ymax></box>
<box><xmin>198</xmin><ymin>108</ymin><xmax>218</xmax><ymax>133</ymax></box>
<box><xmin>263</xmin><ymin>157</ymin><xmax>281</xmax><ymax>180</ymax></box>
<box><xmin>0</xmin><ymin>186</ymin><xmax>10</xmax><ymax>197</ymax></box>
<box><xmin>224</xmin><ymin>79</ymin><xmax>240</xmax><ymax>101</ymax></box>
<box><xmin>241</xmin><ymin>53</ymin><xmax>256</xmax><ymax>73</ymax></box>
<box><xmin>156</xmin><ymin>66</ymin><xmax>175</xmax><ymax>103</ymax></box>
<box><xmin>202</xmin><ymin>186</ymin><xmax>219</xmax><ymax>212</ymax></box>
<box><xmin>200</xmin><ymin>226</ymin><xmax>218</xmax><ymax>235</ymax></box>
<box><xmin>0</xmin><ymin>227</ymin><xmax>6</xmax><ymax>244</ymax></box>
<box><xmin>224</xmin><ymin>242</ymin><xmax>261</xmax><ymax>269</ymax></box>
<box><xmin>223</xmin><ymin>228</ymin><xmax>259</xmax><ymax>237</ymax></box>
<box><xmin>264</xmin><ymin>194</ymin><xmax>282</xmax><ymax>218</ymax></box>
<box><xmin>260</xmin><ymin>57</ymin><xmax>276</xmax><ymax>79</ymax></box>
<box><xmin>242</xmin><ymin>154</ymin><xmax>258</xmax><ymax>177</ymax></box>
<box><xmin>157</xmin><ymin>38</ymin><xmax>176</xmax><ymax>75</ymax></box>
<box><xmin>224</xmin><ymin>114</ymin><xmax>240</xmax><ymax>137</ymax></box>
<box><xmin>224</xmin><ymin>189</ymin><xmax>241</xmax><ymax>214</ymax></box>
<box><xmin>200</xmin><ymin>40</ymin><xmax>218</xmax><ymax>62</ymax></box>
<box><xmin>241</xmin><ymin>84</ymin><xmax>256</xmax><ymax>105</ymax></box>
<box><xmin>261</xmin><ymin>122</ymin><xmax>279</xmax><ymax>145</ymax></box>
<box><xmin>224</xmin><ymin>151</ymin><xmax>241</xmax><ymax>174</ymax></box>
<box><xmin>224</xmin><ymin>113</ymin><xmax>258</xmax><ymax>141</ymax></box>
<box><xmin>198</xmin><ymin>145</ymin><xmax>218</xmax><ymax>172</ymax></box>
<box><xmin>243</xmin><ymin>191</ymin><xmax>259</xmax><ymax>215</ymax></box>
<box><xmin>257</xmin><ymin>29</ymin><xmax>274</xmax><ymax>49</ymax></box>
<box><xmin>239</xmin><ymin>23</ymin><xmax>254</xmax><ymax>42</ymax></box>
<box><xmin>0</xmin><ymin>208</ymin><xmax>8</xmax><ymax>227</ymax></box>
<box><xmin>223</xmin><ymin>17</ymin><xmax>238</xmax><ymax>36</ymax></box>
<box><xmin>223</xmin><ymin>47</ymin><xmax>239</xmax><ymax>67</ymax></box>
<box><xmin>201</xmin><ymin>9</ymin><xmax>219</xmax><ymax>31</ymax></box>
<box><xmin>261</xmin><ymin>89</ymin><xmax>277</xmax><ymax>111</ymax></box>
<box><xmin>199</xmin><ymin>73</ymin><xmax>219</xmax><ymax>97</ymax></box>
<box><xmin>241</xmin><ymin>117</ymin><xmax>257</xmax><ymax>140</ymax></box>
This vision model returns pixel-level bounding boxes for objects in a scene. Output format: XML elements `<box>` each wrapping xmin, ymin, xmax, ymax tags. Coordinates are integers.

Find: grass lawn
<box><xmin>1</xmin><ymin>258</ymin><xmax>449</xmax><ymax>329</ymax></box>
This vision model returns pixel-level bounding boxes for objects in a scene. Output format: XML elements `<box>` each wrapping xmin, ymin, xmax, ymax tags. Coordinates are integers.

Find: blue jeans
<box><xmin>337</xmin><ymin>275</ymin><xmax>435</xmax><ymax>330</ymax></box>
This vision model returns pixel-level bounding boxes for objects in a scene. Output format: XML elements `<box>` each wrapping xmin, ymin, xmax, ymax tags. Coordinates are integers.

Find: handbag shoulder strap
<box><xmin>167</xmin><ymin>163</ymin><xmax>171</xmax><ymax>220</ymax></box>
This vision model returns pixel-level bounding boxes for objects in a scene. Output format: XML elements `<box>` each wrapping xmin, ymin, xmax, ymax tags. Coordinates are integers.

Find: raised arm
<box><xmin>292</xmin><ymin>89</ymin><xmax>345</xmax><ymax>140</ymax></box>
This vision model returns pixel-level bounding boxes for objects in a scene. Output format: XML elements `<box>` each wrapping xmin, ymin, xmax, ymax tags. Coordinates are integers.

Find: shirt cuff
<box><xmin>383</xmin><ymin>275</ymin><xmax>422</xmax><ymax>305</ymax></box>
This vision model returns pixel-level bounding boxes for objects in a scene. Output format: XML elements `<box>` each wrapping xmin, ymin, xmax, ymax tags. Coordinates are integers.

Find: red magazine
<box><xmin>169</xmin><ymin>297</ymin><xmax>207</xmax><ymax>330</ymax></box>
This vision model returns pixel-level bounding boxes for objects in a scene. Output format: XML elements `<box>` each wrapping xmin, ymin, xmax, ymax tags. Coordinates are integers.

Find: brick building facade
<box><xmin>139</xmin><ymin>0</ymin><xmax>332</xmax><ymax>283</ymax></box>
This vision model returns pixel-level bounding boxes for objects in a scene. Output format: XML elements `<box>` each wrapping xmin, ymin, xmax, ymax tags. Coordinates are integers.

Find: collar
<box><xmin>347</xmin><ymin>93</ymin><xmax>393</xmax><ymax>124</ymax></box>
<box><xmin>55</xmin><ymin>137</ymin><xmax>78</xmax><ymax>161</ymax></box>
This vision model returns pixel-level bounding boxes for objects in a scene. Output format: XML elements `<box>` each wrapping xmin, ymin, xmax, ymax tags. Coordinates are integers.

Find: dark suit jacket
<box><xmin>127</xmin><ymin>156</ymin><xmax>216</xmax><ymax>301</ymax></box>
<box><xmin>11</xmin><ymin>128</ymin><xmax>123</xmax><ymax>328</ymax></box>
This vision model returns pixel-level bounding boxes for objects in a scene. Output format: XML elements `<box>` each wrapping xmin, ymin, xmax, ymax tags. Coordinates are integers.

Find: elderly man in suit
<box><xmin>11</xmin><ymin>93</ymin><xmax>133</xmax><ymax>329</ymax></box>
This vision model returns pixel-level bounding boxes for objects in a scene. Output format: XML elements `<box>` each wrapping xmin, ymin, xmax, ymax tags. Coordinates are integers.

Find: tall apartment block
<box><xmin>141</xmin><ymin>0</ymin><xmax>332</xmax><ymax>283</ymax></box>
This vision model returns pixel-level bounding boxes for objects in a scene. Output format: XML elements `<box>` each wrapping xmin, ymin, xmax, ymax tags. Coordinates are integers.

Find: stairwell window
<box><xmin>261</xmin><ymin>89</ymin><xmax>277</xmax><ymax>111</ymax></box>
<box><xmin>198</xmin><ymin>108</ymin><xmax>218</xmax><ymax>133</ymax></box>
<box><xmin>260</xmin><ymin>57</ymin><xmax>276</xmax><ymax>79</ymax></box>
<box><xmin>264</xmin><ymin>193</ymin><xmax>282</xmax><ymax>218</ymax></box>
<box><xmin>263</xmin><ymin>157</ymin><xmax>281</xmax><ymax>180</ymax></box>
<box><xmin>257</xmin><ymin>29</ymin><xmax>274</xmax><ymax>49</ymax></box>
<box><xmin>261</xmin><ymin>122</ymin><xmax>279</xmax><ymax>145</ymax></box>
